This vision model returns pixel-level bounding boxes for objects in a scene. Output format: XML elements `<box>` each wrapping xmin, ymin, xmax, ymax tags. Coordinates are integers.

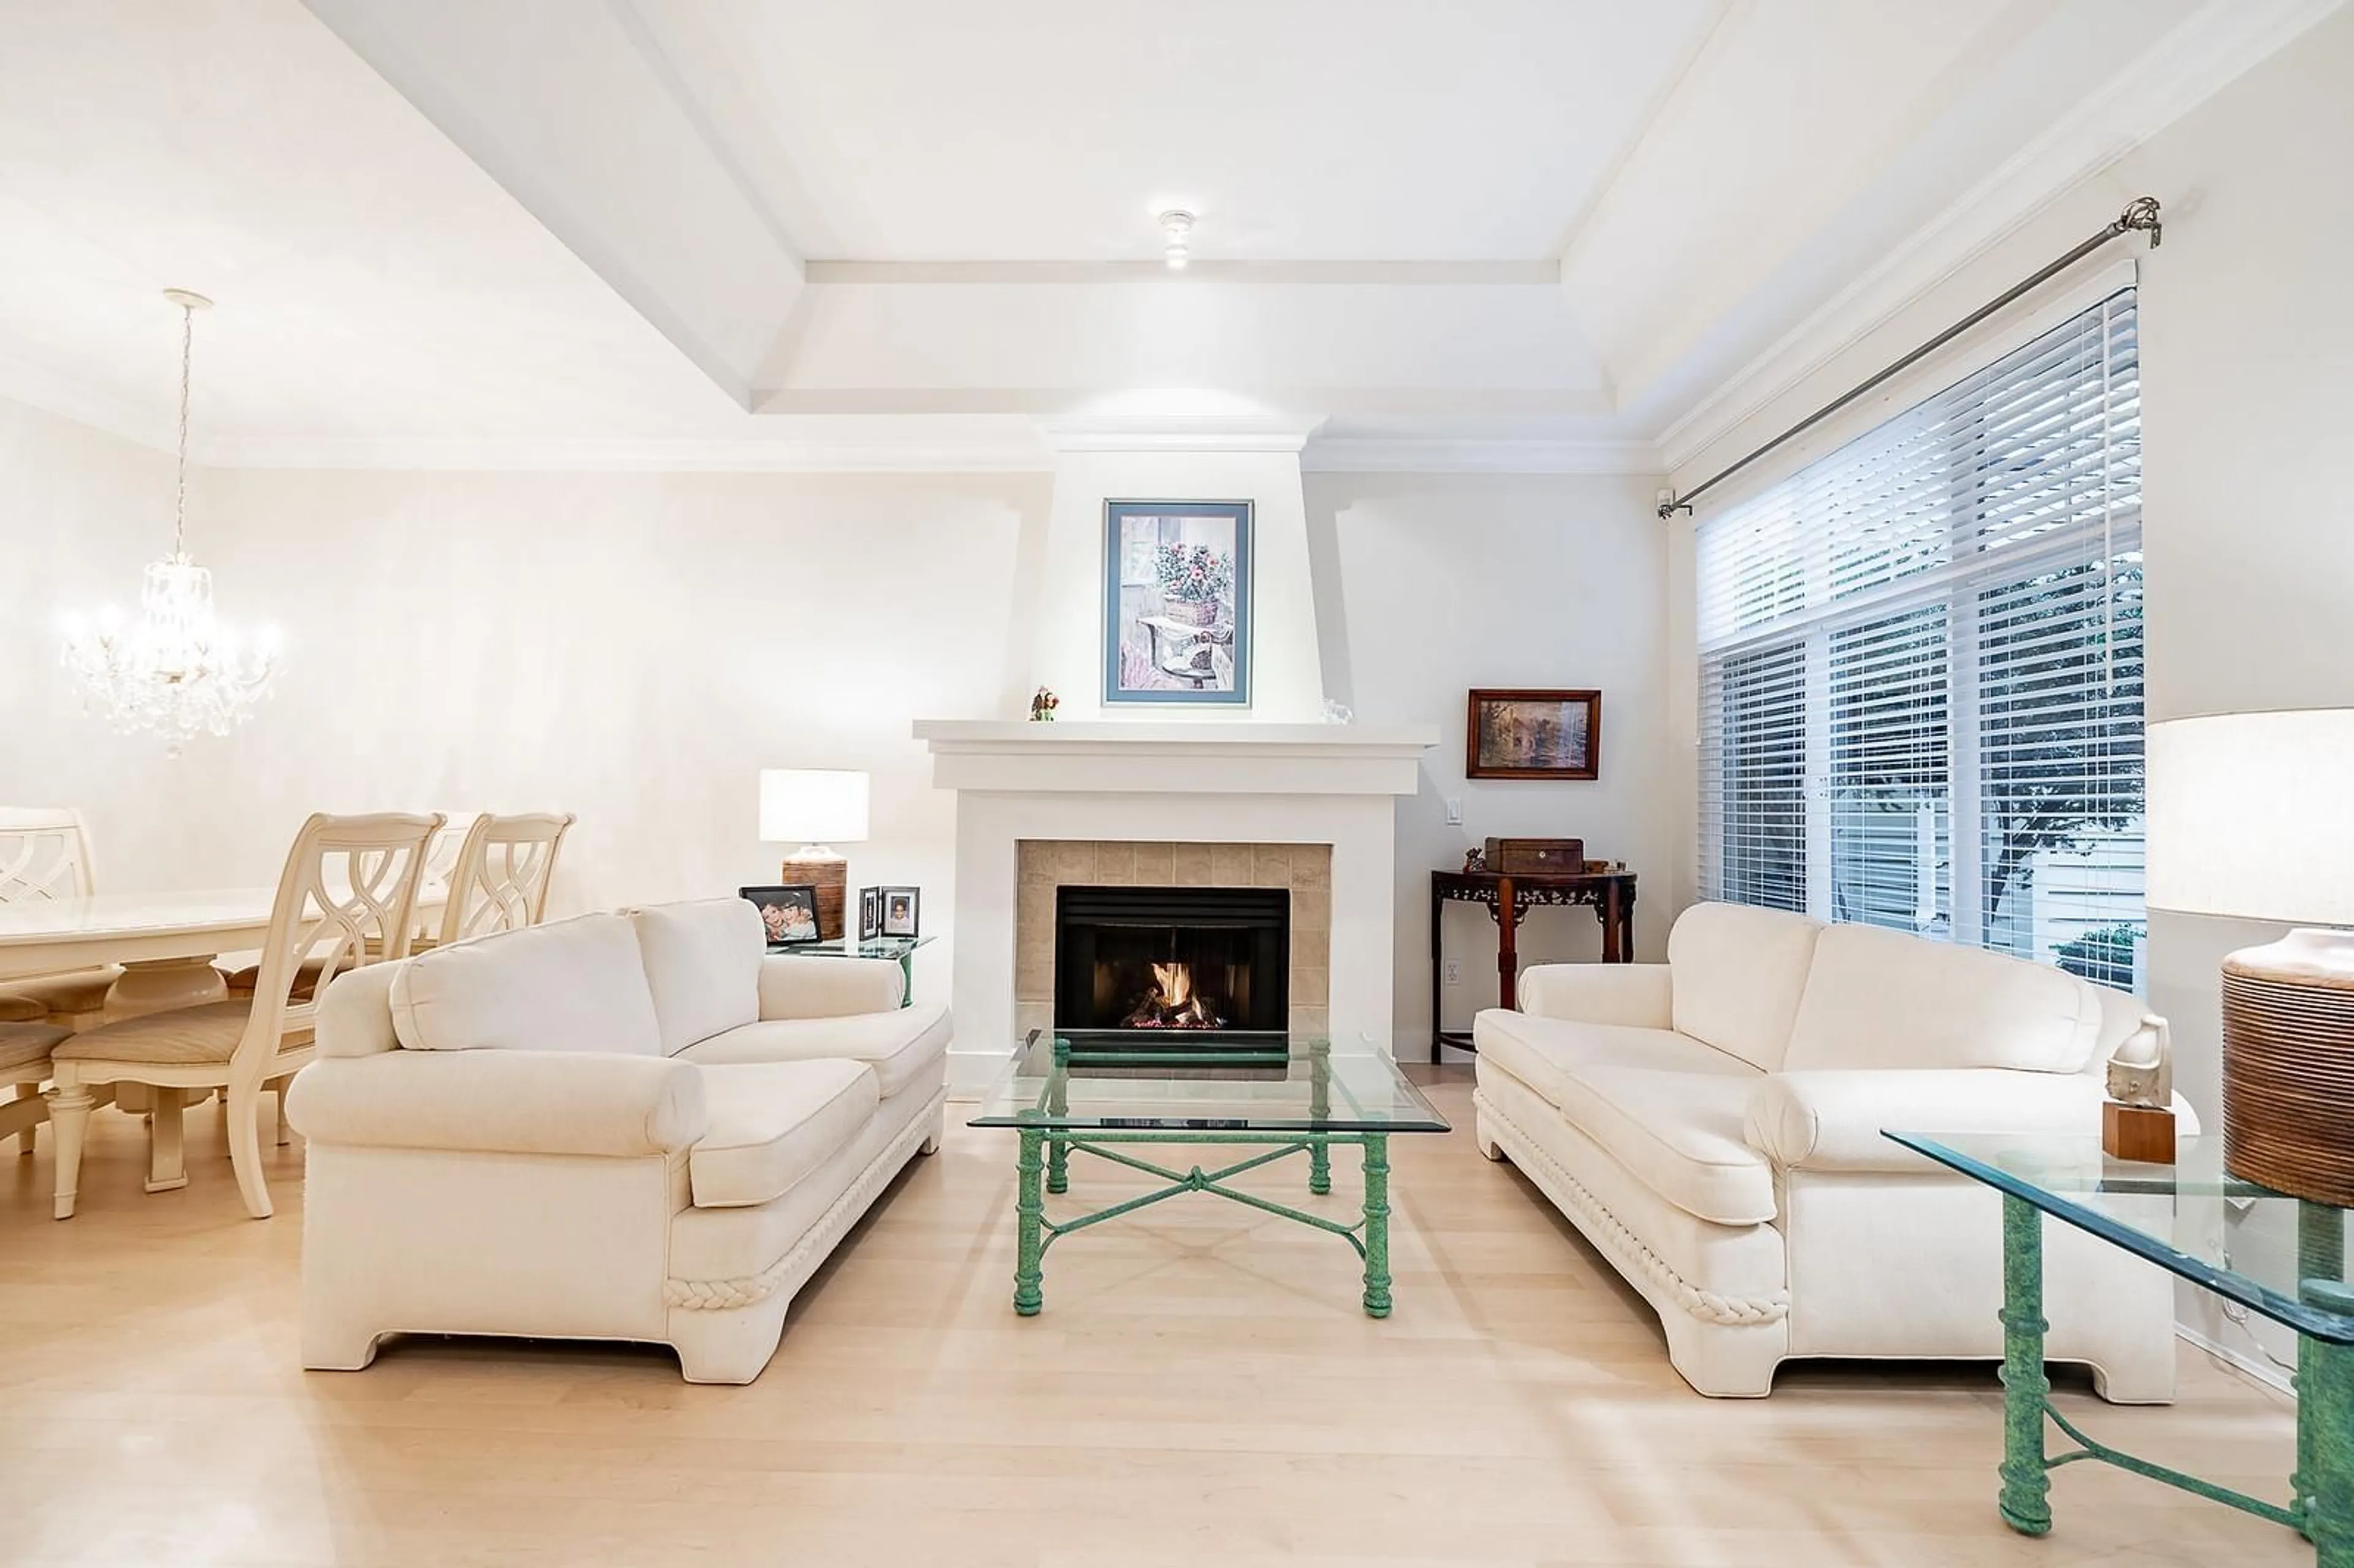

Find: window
<box><xmin>1696</xmin><ymin>287</ymin><xmax>2144</xmax><ymax>985</ymax></box>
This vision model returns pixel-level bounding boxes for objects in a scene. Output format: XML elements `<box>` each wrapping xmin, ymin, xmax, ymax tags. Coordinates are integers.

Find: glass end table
<box><xmin>1888</xmin><ymin>1131</ymin><xmax>2354</xmax><ymax>1563</ymax></box>
<box><xmin>765</xmin><ymin>934</ymin><xmax>933</xmax><ymax>1006</ymax></box>
<box><xmin>970</xmin><ymin>1032</ymin><xmax>1450</xmax><ymax>1319</ymax></box>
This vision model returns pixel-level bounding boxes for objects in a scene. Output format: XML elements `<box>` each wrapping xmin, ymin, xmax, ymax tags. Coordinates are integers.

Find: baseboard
<box><xmin>2177</xmin><ymin>1322</ymin><xmax>2295</xmax><ymax>1397</ymax></box>
<box><xmin>947</xmin><ymin>1045</ymin><xmax>1012</xmax><ymax>1095</ymax></box>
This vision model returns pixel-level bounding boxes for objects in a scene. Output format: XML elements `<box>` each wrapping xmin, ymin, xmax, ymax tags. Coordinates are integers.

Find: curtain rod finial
<box><xmin>2120</xmin><ymin>196</ymin><xmax>2162</xmax><ymax>249</ymax></box>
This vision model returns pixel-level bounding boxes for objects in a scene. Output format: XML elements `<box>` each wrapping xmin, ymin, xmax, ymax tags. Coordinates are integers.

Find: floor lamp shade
<box><xmin>2148</xmin><ymin>710</ymin><xmax>2354</xmax><ymax>1203</ymax></box>
<box><xmin>760</xmin><ymin>769</ymin><xmax>870</xmax><ymax>942</ymax></box>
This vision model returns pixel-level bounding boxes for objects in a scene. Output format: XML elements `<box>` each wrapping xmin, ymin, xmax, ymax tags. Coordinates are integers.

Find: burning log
<box><xmin>1123</xmin><ymin>961</ymin><xmax>1227</xmax><ymax>1030</ymax></box>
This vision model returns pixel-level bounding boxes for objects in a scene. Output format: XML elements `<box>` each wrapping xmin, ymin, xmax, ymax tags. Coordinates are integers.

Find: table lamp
<box><xmin>2147</xmin><ymin>709</ymin><xmax>2354</xmax><ymax>1204</ymax></box>
<box><xmin>759</xmin><ymin>769</ymin><xmax>869</xmax><ymax>942</ymax></box>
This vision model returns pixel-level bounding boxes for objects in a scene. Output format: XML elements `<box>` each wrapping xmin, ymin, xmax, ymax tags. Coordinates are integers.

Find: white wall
<box><xmin>2</xmin><ymin>409</ymin><xmax>1675</xmax><ymax>1046</ymax></box>
<box><xmin>1307</xmin><ymin>471</ymin><xmax>1672</xmax><ymax>1053</ymax></box>
<box><xmin>1664</xmin><ymin>6</ymin><xmax>2354</xmax><ymax>1372</ymax></box>
<box><xmin>0</xmin><ymin>397</ymin><xmax>195</xmax><ymax>878</ymax></box>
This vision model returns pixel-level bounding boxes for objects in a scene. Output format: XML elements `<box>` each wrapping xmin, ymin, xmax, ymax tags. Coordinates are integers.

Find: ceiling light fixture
<box><xmin>61</xmin><ymin>289</ymin><xmax>280</xmax><ymax>756</ymax></box>
<box><xmin>1159</xmin><ymin>210</ymin><xmax>1194</xmax><ymax>270</ymax></box>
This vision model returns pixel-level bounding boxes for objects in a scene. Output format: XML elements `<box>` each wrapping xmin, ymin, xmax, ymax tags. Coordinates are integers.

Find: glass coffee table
<box><xmin>970</xmin><ymin>1033</ymin><xmax>1450</xmax><ymax>1319</ymax></box>
<box><xmin>1889</xmin><ymin>1131</ymin><xmax>2354</xmax><ymax>1564</ymax></box>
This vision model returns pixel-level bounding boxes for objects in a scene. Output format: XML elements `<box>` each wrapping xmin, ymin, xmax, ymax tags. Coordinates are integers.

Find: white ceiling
<box><xmin>0</xmin><ymin>0</ymin><xmax>2336</xmax><ymax>470</ymax></box>
<box><xmin>625</xmin><ymin>0</ymin><xmax>1718</xmax><ymax>262</ymax></box>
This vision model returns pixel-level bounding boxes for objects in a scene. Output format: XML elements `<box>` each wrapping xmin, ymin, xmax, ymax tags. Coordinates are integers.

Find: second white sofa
<box><xmin>287</xmin><ymin>897</ymin><xmax>950</xmax><ymax>1383</ymax></box>
<box><xmin>1474</xmin><ymin>901</ymin><xmax>2195</xmax><ymax>1401</ymax></box>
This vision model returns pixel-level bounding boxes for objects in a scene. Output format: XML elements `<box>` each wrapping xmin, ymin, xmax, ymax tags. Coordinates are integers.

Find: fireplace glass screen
<box><xmin>1054</xmin><ymin>885</ymin><xmax>1290</xmax><ymax>1040</ymax></box>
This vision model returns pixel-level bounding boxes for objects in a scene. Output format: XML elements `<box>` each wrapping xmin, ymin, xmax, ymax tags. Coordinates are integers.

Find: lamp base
<box><xmin>780</xmin><ymin>848</ymin><xmax>849</xmax><ymax>942</ymax></box>
<box><xmin>2222</xmin><ymin>928</ymin><xmax>2354</xmax><ymax>1205</ymax></box>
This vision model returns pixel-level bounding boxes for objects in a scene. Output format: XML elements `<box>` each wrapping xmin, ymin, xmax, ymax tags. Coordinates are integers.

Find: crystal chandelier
<box><xmin>62</xmin><ymin>289</ymin><xmax>279</xmax><ymax>756</ymax></box>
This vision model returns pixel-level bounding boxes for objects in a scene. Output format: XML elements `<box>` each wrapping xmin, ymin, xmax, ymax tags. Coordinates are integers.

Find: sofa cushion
<box><xmin>689</xmin><ymin>1059</ymin><xmax>878</xmax><ymax>1209</ymax></box>
<box><xmin>1474</xmin><ymin>1008</ymin><xmax>1702</xmax><ymax>1109</ymax></box>
<box><xmin>632</xmin><ymin>899</ymin><xmax>764</xmax><ymax>1055</ymax></box>
<box><xmin>390</xmin><ymin>912</ymin><xmax>661</xmax><ymax>1056</ymax></box>
<box><xmin>1473</xmin><ymin>1009</ymin><xmax>1775</xmax><ymax>1226</ymax></box>
<box><xmin>679</xmin><ymin>1002</ymin><xmax>951</xmax><ymax>1099</ymax></box>
<box><xmin>1781</xmin><ymin>923</ymin><xmax>2103</xmax><ymax>1075</ymax></box>
<box><xmin>1667</xmin><ymin>902</ymin><xmax>1824</xmax><ymax>1073</ymax></box>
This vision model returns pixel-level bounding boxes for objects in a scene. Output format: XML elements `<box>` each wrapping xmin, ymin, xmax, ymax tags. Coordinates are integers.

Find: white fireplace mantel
<box><xmin>912</xmin><ymin>720</ymin><xmax>1439</xmax><ymax>797</ymax></box>
<box><xmin>915</xmin><ymin>718</ymin><xmax>1441</xmax><ymax>1084</ymax></box>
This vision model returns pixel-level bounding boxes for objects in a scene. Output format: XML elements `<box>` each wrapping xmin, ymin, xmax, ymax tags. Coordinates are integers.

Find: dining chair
<box><xmin>1</xmin><ymin>1022</ymin><xmax>69</xmax><ymax>1157</ymax></box>
<box><xmin>47</xmin><ymin>812</ymin><xmax>443</xmax><ymax>1220</ymax></box>
<box><xmin>0</xmin><ymin>807</ymin><xmax>117</xmax><ymax>1027</ymax></box>
<box><xmin>435</xmin><ymin>812</ymin><xmax>576</xmax><ymax>946</ymax></box>
<box><xmin>221</xmin><ymin>810</ymin><xmax>476</xmax><ymax>989</ymax></box>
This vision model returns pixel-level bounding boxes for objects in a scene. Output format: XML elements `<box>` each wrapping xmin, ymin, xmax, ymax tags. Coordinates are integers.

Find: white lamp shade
<box><xmin>758</xmin><ymin>769</ymin><xmax>869</xmax><ymax>845</ymax></box>
<box><xmin>2146</xmin><ymin>709</ymin><xmax>2354</xmax><ymax>926</ymax></box>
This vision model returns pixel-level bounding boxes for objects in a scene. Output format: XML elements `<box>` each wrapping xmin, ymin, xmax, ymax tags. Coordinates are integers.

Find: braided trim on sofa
<box><xmin>1472</xmin><ymin>1087</ymin><xmax>1788</xmax><ymax>1328</ymax></box>
<box><xmin>665</xmin><ymin>1090</ymin><xmax>943</xmax><ymax>1311</ymax></box>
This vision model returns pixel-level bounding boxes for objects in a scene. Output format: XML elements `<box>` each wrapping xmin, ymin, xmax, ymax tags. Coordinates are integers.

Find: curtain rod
<box><xmin>1656</xmin><ymin>196</ymin><xmax>2163</xmax><ymax>520</ymax></box>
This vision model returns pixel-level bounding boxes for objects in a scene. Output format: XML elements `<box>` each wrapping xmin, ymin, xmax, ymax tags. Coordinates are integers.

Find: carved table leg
<box><xmin>1361</xmin><ymin>1135</ymin><xmax>1392</xmax><ymax>1319</ymax></box>
<box><xmin>1998</xmin><ymin>1194</ymin><xmax>2053</xmax><ymax>1536</ymax></box>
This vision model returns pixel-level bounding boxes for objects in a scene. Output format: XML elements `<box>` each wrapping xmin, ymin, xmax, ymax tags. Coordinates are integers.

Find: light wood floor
<box><xmin>0</xmin><ymin>1069</ymin><xmax>2308</xmax><ymax>1567</ymax></box>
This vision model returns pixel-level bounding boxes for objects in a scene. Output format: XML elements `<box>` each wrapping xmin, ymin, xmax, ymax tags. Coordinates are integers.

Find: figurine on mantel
<box><xmin>2103</xmin><ymin>1014</ymin><xmax>2177</xmax><ymax>1164</ymax></box>
<box><xmin>1029</xmin><ymin>686</ymin><xmax>1059</xmax><ymax>723</ymax></box>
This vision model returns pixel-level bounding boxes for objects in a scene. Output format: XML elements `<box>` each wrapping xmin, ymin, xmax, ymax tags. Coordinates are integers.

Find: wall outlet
<box><xmin>1444</xmin><ymin>796</ymin><xmax>1463</xmax><ymax>825</ymax></box>
<box><xmin>1444</xmin><ymin>959</ymin><xmax>1461</xmax><ymax>986</ymax></box>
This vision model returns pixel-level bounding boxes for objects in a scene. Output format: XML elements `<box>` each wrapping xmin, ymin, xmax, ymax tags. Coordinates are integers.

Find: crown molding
<box><xmin>192</xmin><ymin>433</ymin><xmax>1056</xmax><ymax>473</ymax></box>
<box><xmin>1650</xmin><ymin>0</ymin><xmax>2348</xmax><ymax>474</ymax></box>
<box><xmin>1301</xmin><ymin>436</ymin><xmax>1662</xmax><ymax>476</ymax></box>
<box><xmin>802</xmin><ymin>259</ymin><xmax>1560</xmax><ymax>286</ymax></box>
<box><xmin>1035</xmin><ymin>414</ymin><xmax>1324</xmax><ymax>455</ymax></box>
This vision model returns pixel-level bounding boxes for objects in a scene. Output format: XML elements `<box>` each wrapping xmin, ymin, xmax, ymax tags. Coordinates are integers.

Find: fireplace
<box><xmin>1054</xmin><ymin>885</ymin><xmax>1290</xmax><ymax>1046</ymax></box>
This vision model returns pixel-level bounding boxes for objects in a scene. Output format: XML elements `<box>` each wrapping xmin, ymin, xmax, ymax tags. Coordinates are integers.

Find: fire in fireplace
<box><xmin>1126</xmin><ymin>962</ymin><xmax>1224</xmax><ymax>1029</ymax></box>
<box><xmin>1055</xmin><ymin>885</ymin><xmax>1289</xmax><ymax>1043</ymax></box>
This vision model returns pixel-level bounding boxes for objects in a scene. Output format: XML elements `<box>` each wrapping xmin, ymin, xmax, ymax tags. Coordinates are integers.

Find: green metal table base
<box><xmin>2000</xmin><ymin>1194</ymin><xmax>2354</xmax><ymax>1563</ymax></box>
<box><xmin>1011</xmin><ymin>1127</ymin><xmax>1392</xmax><ymax>1319</ymax></box>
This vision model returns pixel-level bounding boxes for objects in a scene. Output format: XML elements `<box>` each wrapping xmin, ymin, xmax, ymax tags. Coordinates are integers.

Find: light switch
<box><xmin>1444</xmin><ymin>797</ymin><xmax>1464</xmax><ymax>825</ymax></box>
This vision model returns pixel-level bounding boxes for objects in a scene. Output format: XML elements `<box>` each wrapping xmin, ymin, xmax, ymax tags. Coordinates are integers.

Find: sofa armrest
<box><xmin>286</xmin><ymin>1050</ymin><xmax>707</xmax><ymax>1157</ymax></box>
<box><xmin>1745</xmin><ymin>1068</ymin><xmax>2203</xmax><ymax>1174</ymax></box>
<box><xmin>1515</xmin><ymin>963</ymin><xmax>1672</xmax><ymax>1027</ymax></box>
<box><xmin>756</xmin><ymin>954</ymin><xmax>905</xmax><ymax>1019</ymax></box>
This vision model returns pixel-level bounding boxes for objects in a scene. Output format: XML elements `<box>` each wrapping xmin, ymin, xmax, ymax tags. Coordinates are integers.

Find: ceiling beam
<box><xmin>303</xmin><ymin>0</ymin><xmax>804</xmax><ymax>409</ymax></box>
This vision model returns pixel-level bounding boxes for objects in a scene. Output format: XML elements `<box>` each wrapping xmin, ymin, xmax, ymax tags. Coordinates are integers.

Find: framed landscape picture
<box><xmin>1103</xmin><ymin>500</ymin><xmax>1251</xmax><ymax>706</ymax></box>
<box><xmin>1466</xmin><ymin>689</ymin><xmax>1602</xmax><ymax>780</ymax></box>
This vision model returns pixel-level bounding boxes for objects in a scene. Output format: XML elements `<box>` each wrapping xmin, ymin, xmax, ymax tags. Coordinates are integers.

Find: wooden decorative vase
<box><xmin>2221</xmin><ymin>931</ymin><xmax>2354</xmax><ymax>1206</ymax></box>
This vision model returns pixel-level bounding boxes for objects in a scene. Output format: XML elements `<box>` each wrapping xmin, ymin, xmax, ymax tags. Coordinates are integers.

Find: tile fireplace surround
<box><xmin>1014</xmin><ymin>840</ymin><xmax>1334</xmax><ymax>1043</ymax></box>
<box><xmin>914</xmin><ymin>720</ymin><xmax>1439</xmax><ymax>1087</ymax></box>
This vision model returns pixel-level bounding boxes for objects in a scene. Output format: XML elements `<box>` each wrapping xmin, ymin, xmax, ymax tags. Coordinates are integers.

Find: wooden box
<box><xmin>1483</xmin><ymin>837</ymin><xmax>1585</xmax><ymax>876</ymax></box>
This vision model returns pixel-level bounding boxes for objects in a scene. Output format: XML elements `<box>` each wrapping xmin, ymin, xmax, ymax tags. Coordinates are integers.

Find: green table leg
<box><xmin>2298</xmin><ymin>1207</ymin><xmax>2348</xmax><ymax>1539</ymax></box>
<box><xmin>1014</xmin><ymin>1128</ymin><xmax>1045</xmax><ymax>1316</ymax></box>
<box><xmin>1362</xmin><ymin>1133</ymin><xmax>1392</xmax><ymax>1319</ymax></box>
<box><xmin>1045</xmin><ymin>1050</ymin><xmax>1070</xmax><ymax>1195</ymax></box>
<box><xmin>2305</xmin><ymin>1281</ymin><xmax>2354</xmax><ymax>1568</ymax></box>
<box><xmin>1309</xmin><ymin>1041</ymin><xmax>1332</xmax><ymax>1196</ymax></box>
<box><xmin>1998</xmin><ymin>1193</ymin><xmax>2052</xmax><ymax>1537</ymax></box>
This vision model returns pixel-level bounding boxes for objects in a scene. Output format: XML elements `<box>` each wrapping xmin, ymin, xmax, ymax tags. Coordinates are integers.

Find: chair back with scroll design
<box><xmin>0</xmin><ymin>808</ymin><xmax>98</xmax><ymax>904</ymax></box>
<box><xmin>236</xmin><ymin>812</ymin><xmax>444</xmax><ymax>1083</ymax></box>
<box><xmin>436</xmin><ymin>812</ymin><xmax>576</xmax><ymax>947</ymax></box>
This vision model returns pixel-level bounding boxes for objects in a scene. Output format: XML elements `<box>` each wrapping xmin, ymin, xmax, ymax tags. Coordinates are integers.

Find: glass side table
<box><xmin>764</xmin><ymin>934</ymin><xmax>934</xmax><ymax>1007</ymax></box>
<box><xmin>1888</xmin><ymin>1130</ymin><xmax>2354</xmax><ymax>1564</ymax></box>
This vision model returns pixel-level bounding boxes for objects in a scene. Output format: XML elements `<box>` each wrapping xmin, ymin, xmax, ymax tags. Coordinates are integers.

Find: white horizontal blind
<box><xmin>1697</xmin><ymin>287</ymin><xmax>2144</xmax><ymax>983</ymax></box>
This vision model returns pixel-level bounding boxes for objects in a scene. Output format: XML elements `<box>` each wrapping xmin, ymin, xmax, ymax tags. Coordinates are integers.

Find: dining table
<box><xmin>0</xmin><ymin>885</ymin><xmax>451</xmax><ymax>1014</ymax></box>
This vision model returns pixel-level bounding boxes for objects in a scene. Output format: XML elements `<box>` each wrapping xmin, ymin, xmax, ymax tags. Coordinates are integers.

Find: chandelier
<box><xmin>62</xmin><ymin>289</ymin><xmax>279</xmax><ymax>755</ymax></box>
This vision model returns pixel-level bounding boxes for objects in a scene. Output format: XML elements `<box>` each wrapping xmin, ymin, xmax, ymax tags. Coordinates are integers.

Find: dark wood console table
<box><xmin>1430</xmin><ymin>868</ymin><xmax>1637</xmax><ymax>1061</ymax></box>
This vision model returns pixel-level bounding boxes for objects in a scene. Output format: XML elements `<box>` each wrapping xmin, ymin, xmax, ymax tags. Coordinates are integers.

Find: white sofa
<box><xmin>286</xmin><ymin>897</ymin><xmax>949</xmax><ymax>1384</ymax></box>
<box><xmin>1472</xmin><ymin>901</ymin><xmax>2195</xmax><ymax>1401</ymax></box>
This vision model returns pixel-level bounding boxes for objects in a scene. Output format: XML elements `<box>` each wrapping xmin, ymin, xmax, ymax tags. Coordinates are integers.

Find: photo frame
<box><xmin>1466</xmin><ymin>689</ymin><xmax>1602</xmax><ymax>780</ymax></box>
<box><xmin>857</xmin><ymin>886</ymin><xmax>882</xmax><ymax>943</ymax></box>
<box><xmin>1102</xmin><ymin>500</ymin><xmax>1252</xmax><ymax>706</ymax></box>
<box><xmin>877</xmin><ymin>885</ymin><xmax>921</xmax><ymax>938</ymax></box>
<box><xmin>740</xmin><ymin>883</ymin><xmax>823</xmax><ymax>946</ymax></box>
